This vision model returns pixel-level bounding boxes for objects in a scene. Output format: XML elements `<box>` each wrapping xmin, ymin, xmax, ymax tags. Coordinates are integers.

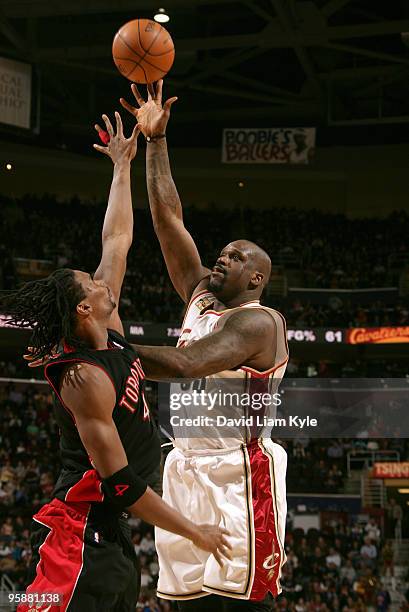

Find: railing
<box><xmin>361</xmin><ymin>474</ymin><xmax>386</xmax><ymax>508</ymax></box>
<box><xmin>0</xmin><ymin>574</ymin><xmax>15</xmax><ymax>610</ymax></box>
<box><xmin>347</xmin><ymin>450</ymin><xmax>400</xmax><ymax>477</ymax></box>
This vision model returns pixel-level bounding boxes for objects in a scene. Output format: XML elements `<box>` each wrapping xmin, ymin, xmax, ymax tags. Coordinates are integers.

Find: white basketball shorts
<box><xmin>155</xmin><ymin>439</ymin><xmax>287</xmax><ymax>601</ymax></box>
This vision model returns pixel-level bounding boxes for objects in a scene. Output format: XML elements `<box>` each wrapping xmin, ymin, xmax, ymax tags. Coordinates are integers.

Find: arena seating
<box><xmin>1</xmin><ymin>195</ymin><xmax>408</xmax><ymax>325</ymax></box>
<box><xmin>0</xmin><ymin>381</ymin><xmax>407</xmax><ymax>610</ymax></box>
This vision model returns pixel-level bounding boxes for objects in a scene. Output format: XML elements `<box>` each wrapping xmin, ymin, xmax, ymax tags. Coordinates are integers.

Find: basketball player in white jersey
<box><xmin>120</xmin><ymin>81</ymin><xmax>289</xmax><ymax>612</ymax></box>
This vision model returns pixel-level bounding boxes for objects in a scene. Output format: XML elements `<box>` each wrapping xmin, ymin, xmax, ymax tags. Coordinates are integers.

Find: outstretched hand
<box><xmin>93</xmin><ymin>111</ymin><xmax>142</xmax><ymax>164</ymax></box>
<box><xmin>119</xmin><ymin>79</ymin><xmax>177</xmax><ymax>138</ymax></box>
<box><xmin>23</xmin><ymin>346</ymin><xmax>57</xmax><ymax>368</ymax></box>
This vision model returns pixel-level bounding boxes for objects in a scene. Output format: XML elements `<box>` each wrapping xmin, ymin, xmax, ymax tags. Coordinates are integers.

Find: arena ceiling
<box><xmin>1</xmin><ymin>0</ymin><xmax>409</xmax><ymax>150</ymax></box>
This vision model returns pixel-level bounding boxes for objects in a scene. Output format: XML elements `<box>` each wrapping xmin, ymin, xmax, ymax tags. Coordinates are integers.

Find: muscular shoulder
<box><xmin>220</xmin><ymin>308</ymin><xmax>276</xmax><ymax>341</ymax></box>
<box><xmin>60</xmin><ymin>362</ymin><xmax>116</xmax><ymax>418</ymax></box>
<box><xmin>187</xmin><ymin>276</ymin><xmax>212</xmax><ymax>301</ymax></box>
<box><xmin>221</xmin><ymin>308</ymin><xmax>276</xmax><ymax>333</ymax></box>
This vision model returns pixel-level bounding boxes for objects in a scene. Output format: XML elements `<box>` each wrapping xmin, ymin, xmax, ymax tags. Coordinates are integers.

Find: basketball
<box><xmin>112</xmin><ymin>18</ymin><xmax>175</xmax><ymax>84</ymax></box>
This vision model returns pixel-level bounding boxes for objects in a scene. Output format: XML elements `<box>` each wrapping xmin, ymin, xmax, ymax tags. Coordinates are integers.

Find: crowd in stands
<box><xmin>1</xmin><ymin>196</ymin><xmax>409</xmax><ymax>609</ymax></box>
<box><xmin>0</xmin><ymin>381</ymin><xmax>408</xmax><ymax>609</ymax></box>
<box><xmin>277</xmin><ymin>520</ymin><xmax>394</xmax><ymax>611</ymax></box>
<box><xmin>285</xmin><ymin>438</ymin><xmax>408</xmax><ymax>494</ymax></box>
<box><xmin>283</xmin><ymin>298</ymin><xmax>409</xmax><ymax>328</ymax></box>
<box><xmin>0</xmin><ymin>195</ymin><xmax>408</xmax><ymax>325</ymax></box>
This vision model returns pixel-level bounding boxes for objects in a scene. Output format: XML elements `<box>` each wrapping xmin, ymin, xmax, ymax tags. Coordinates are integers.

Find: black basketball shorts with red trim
<box><xmin>18</xmin><ymin>499</ymin><xmax>140</xmax><ymax>612</ymax></box>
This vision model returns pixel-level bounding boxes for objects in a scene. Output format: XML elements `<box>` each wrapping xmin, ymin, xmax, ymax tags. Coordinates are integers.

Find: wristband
<box><xmin>98</xmin><ymin>130</ymin><xmax>110</xmax><ymax>145</ymax></box>
<box><xmin>146</xmin><ymin>134</ymin><xmax>166</xmax><ymax>143</ymax></box>
<box><xmin>102</xmin><ymin>465</ymin><xmax>147</xmax><ymax>510</ymax></box>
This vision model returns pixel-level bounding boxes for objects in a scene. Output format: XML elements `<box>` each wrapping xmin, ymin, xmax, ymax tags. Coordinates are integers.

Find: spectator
<box><xmin>360</xmin><ymin>536</ymin><xmax>378</xmax><ymax>563</ymax></box>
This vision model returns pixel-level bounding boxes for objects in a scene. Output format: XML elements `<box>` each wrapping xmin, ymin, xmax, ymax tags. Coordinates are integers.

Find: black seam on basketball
<box><xmin>119</xmin><ymin>37</ymin><xmax>170</xmax><ymax>73</ymax></box>
<box><xmin>137</xmin><ymin>18</ymin><xmax>143</xmax><ymax>55</ymax></box>
<box><xmin>140</xmin><ymin>20</ymin><xmax>162</xmax><ymax>55</ymax></box>
<box><xmin>138</xmin><ymin>63</ymin><xmax>149</xmax><ymax>84</ymax></box>
<box><xmin>117</xmin><ymin>23</ymin><xmax>171</xmax><ymax>79</ymax></box>
<box><xmin>124</xmin><ymin>63</ymin><xmax>138</xmax><ymax>79</ymax></box>
<box><xmin>117</xmin><ymin>32</ymin><xmax>160</xmax><ymax>72</ymax></box>
<box><xmin>128</xmin><ymin>65</ymin><xmax>145</xmax><ymax>81</ymax></box>
<box><xmin>145</xmin><ymin>46</ymin><xmax>175</xmax><ymax>57</ymax></box>
<box><xmin>118</xmin><ymin>33</ymin><xmax>144</xmax><ymax>63</ymax></box>
<box><xmin>115</xmin><ymin>57</ymin><xmax>142</xmax><ymax>66</ymax></box>
<box><xmin>117</xmin><ymin>33</ymin><xmax>143</xmax><ymax>66</ymax></box>
<box><xmin>141</xmin><ymin>62</ymin><xmax>168</xmax><ymax>74</ymax></box>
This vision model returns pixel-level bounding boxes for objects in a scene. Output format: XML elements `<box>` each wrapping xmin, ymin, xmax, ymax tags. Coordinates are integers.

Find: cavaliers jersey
<box><xmin>44</xmin><ymin>329</ymin><xmax>161</xmax><ymax>509</ymax></box>
<box><xmin>169</xmin><ymin>289</ymin><xmax>289</xmax><ymax>452</ymax></box>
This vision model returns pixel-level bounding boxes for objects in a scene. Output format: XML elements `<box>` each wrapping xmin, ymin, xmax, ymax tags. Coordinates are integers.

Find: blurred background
<box><xmin>0</xmin><ymin>1</ymin><xmax>409</xmax><ymax>610</ymax></box>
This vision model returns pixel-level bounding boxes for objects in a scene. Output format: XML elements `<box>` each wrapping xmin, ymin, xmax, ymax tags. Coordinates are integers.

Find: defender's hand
<box><xmin>119</xmin><ymin>79</ymin><xmax>177</xmax><ymax>138</ymax></box>
<box><xmin>191</xmin><ymin>524</ymin><xmax>232</xmax><ymax>568</ymax></box>
<box><xmin>93</xmin><ymin>111</ymin><xmax>142</xmax><ymax>164</ymax></box>
<box><xmin>23</xmin><ymin>346</ymin><xmax>57</xmax><ymax>368</ymax></box>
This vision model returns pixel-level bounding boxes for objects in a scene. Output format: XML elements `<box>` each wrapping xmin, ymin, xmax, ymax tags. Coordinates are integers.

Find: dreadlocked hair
<box><xmin>0</xmin><ymin>268</ymin><xmax>87</xmax><ymax>360</ymax></box>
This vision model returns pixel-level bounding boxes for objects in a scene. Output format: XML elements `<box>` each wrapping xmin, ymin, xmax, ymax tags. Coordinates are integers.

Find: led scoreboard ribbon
<box><xmin>286</xmin><ymin>329</ymin><xmax>344</xmax><ymax>343</ymax></box>
<box><xmin>3</xmin><ymin>317</ymin><xmax>408</xmax><ymax>344</ymax></box>
<box><xmin>125</xmin><ymin>324</ymin><xmax>346</xmax><ymax>344</ymax></box>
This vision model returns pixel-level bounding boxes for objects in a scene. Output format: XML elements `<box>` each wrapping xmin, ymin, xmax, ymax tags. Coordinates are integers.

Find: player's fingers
<box><xmin>156</xmin><ymin>79</ymin><xmax>163</xmax><ymax>104</ymax></box>
<box><xmin>163</xmin><ymin>96</ymin><xmax>178</xmax><ymax>113</ymax></box>
<box><xmin>119</xmin><ymin>98</ymin><xmax>139</xmax><ymax>117</ymax></box>
<box><xmin>221</xmin><ymin>546</ymin><xmax>233</xmax><ymax>561</ymax></box>
<box><xmin>93</xmin><ymin>144</ymin><xmax>109</xmax><ymax>155</ymax></box>
<box><xmin>129</xmin><ymin>123</ymin><xmax>142</xmax><ymax>141</ymax></box>
<box><xmin>115</xmin><ymin>111</ymin><xmax>124</xmax><ymax>138</ymax></box>
<box><xmin>219</xmin><ymin>527</ymin><xmax>231</xmax><ymax>537</ymax></box>
<box><xmin>213</xmin><ymin>551</ymin><xmax>224</xmax><ymax>568</ymax></box>
<box><xmin>28</xmin><ymin>359</ymin><xmax>45</xmax><ymax>368</ymax></box>
<box><xmin>147</xmin><ymin>81</ymin><xmax>155</xmax><ymax>100</ymax></box>
<box><xmin>221</xmin><ymin>535</ymin><xmax>233</xmax><ymax>550</ymax></box>
<box><xmin>102</xmin><ymin>114</ymin><xmax>114</xmax><ymax>137</ymax></box>
<box><xmin>131</xmin><ymin>83</ymin><xmax>145</xmax><ymax>106</ymax></box>
<box><xmin>95</xmin><ymin>126</ymin><xmax>110</xmax><ymax>145</ymax></box>
<box><xmin>23</xmin><ymin>347</ymin><xmax>35</xmax><ymax>360</ymax></box>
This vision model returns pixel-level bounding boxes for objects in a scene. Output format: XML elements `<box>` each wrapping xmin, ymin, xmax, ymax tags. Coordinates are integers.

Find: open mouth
<box><xmin>212</xmin><ymin>265</ymin><xmax>225</xmax><ymax>275</ymax></box>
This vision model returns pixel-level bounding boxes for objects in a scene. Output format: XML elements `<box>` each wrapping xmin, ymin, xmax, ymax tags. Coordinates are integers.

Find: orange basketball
<box><xmin>112</xmin><ymin>18</ymin><xmax>175</xmax><ymax>84</ymax></box>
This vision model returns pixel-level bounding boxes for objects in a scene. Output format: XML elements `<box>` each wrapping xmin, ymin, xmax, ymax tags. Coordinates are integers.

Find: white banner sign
<box><xmin>222</xmin><ymin>127</ymin><xmax>316</xmax><ymax>164</ymax></box>
<box><xmin>0</xmin><ymin>57</ymin><xmax>32</xmax><ymax>129</ymax></box>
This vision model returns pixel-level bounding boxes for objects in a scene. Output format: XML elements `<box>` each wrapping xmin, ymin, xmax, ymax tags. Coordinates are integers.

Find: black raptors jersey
<box><xmin>44</xmin><ymin>329</ymin><xmax>161</xmax><ymax>509</ymax></box>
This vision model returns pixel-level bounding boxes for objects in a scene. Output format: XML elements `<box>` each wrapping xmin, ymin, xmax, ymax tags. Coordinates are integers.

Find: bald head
<box><xmin>230</xmin><ymin>240</ymin><xmax>272</xmax><ymax>286</ymax></box>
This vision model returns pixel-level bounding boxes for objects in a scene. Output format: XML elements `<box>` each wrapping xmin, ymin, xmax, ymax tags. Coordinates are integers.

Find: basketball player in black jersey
<box><xmin>1</xmin><ymin>112</ymin><xmax>231</xmax><ymax>612</ymax></box>
<box><xmin>120</xmin><ymin>83</ymin><xmax>284</xmax><ymax>612</ymax></box>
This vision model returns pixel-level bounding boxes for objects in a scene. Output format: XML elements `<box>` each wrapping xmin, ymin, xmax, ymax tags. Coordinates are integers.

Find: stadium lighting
<box><xmin>5</xmin><ymin>163</ymin><xmax>12</xmax><ymax>171</ymax></box>
<box><xmin>398</xmin><ymin>488</ymin><xmax>409</xmax><ymax>494</ymax></box>
<box><xmin>154</xmin><ymin>8</ymin><xmax>170</xmax><ymax>23</ymax></box>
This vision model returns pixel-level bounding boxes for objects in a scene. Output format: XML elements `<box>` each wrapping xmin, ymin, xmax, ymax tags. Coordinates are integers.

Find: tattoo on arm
<box><xmin>146</xmin><ymin>140</ymin><xmax>182</xmax><ymax>219</ymax></box>
<box><xmin>135</xmin><ymin>310</ymin><xmax>275</xmax><ymax>379</ymax></box>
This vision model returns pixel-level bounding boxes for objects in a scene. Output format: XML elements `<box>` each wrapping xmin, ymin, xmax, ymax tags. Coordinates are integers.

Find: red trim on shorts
<box><xmin>65</xmin><ymin>469</ymin><xmax>104</xmax><ymax>503</ymax></box>
<box><xmin>247</xmin><ymin>444</ymin><xmax>282</xmax><ymax>600</ymax></box>
<box><xmin>18</xmin><ymin>499</ymin><xmax>90</xmax><ymax>612</ymax></box>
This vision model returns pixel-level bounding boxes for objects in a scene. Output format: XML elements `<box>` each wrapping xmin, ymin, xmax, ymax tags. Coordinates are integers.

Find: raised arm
<box><xmin>60</xmin><ymin>363</ymin><xmax>231</xmax><ymax>566</ymax></box>
<box><xmin>134</xmin><ymin>308</ymin><xmax>277</xmax><ymax>379</ymax></box>
<box><xmin>120</xmin><ymin>81</ymin><xmax>209</xmax><ymax>303</ymax></box>
<box><xmin>92</xmin><ymin>112</ymin><xmax>141</xmax><ymax>334</ymax></box>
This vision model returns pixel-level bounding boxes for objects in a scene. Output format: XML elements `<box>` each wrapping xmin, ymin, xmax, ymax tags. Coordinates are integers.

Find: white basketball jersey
<box><xmin>169</xmin><ymin>289</ymin><xmax>288</xmax><ymax>451</ymax></box>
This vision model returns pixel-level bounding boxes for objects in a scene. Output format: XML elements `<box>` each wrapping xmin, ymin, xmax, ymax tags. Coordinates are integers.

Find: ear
<box><xmin>76</xmin><ymin>301</ymin><xmax>92</xmax><ymax>318</ymax></box>
<box><xmin>249</xmin><ymin>271</ymin><xmax>264</xmax><ymax>288</ymax></box>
